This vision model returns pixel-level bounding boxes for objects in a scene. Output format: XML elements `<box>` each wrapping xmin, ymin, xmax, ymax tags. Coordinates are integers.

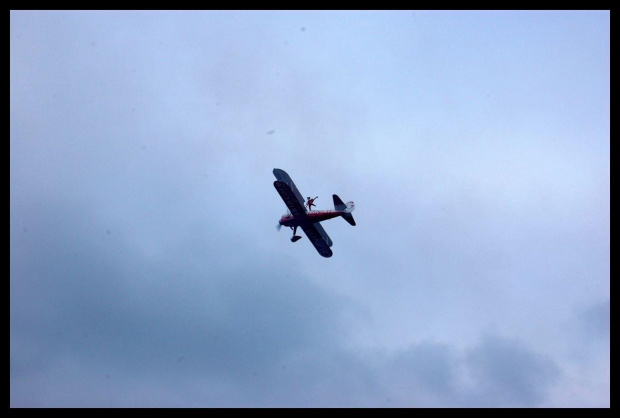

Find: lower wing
<box><xmin>301</xmin><ymin>223</ymin><xmax>333</xmax><ymax>258</ymax></box>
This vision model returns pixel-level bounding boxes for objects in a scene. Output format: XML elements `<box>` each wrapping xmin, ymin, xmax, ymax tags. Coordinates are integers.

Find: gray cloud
<box><xmin>374</xmin><ymin>335</ymin><xmax>561</xmax><ymax>408</ymax></box>
<box><xmin>576</xmin><ymin>300</ymin><xmax>610</xmax><ymax>342</ymax></box>
<box><xmin>11</xmin><ymin>197</ymin><xmax>357</xmax><ymax>406</ymax></box>
<box><xmin>463</xmin><ymin>334</ymin><xmax>561</xmax><ymax>407</ymax></box>
<box><xmin>10</xmin><ymin>195</ymin><xmax>563</xmax><ymax>407</ymax></box>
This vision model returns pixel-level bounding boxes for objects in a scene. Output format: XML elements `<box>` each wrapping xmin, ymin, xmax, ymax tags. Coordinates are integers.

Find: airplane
<box><xmin>273</xmin><ymin>168</ymin><xmax>355</xmax><ymax>258</ymax></box>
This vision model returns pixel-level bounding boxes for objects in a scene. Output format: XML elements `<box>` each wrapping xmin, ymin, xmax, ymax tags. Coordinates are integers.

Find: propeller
<box><xmin>276</xmin><ymin>223</ymin><xmax>282</xmax><ymax>231</ymax></box>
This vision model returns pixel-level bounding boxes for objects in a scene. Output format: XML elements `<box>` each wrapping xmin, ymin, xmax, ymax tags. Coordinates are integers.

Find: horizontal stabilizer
<box><xmin>342</xmin><ymin>213</ymin><xmax>356</xmax><ymax>226</ymax></box>
<box><xmin>333</xmin><ymin>194</ymin><xmax>347</xmax><ymax>211</ymax></box>
<box><xmin>334</xmin><ymin>194</ymin><xmax>356</xmax><ymax>226</ymax></box>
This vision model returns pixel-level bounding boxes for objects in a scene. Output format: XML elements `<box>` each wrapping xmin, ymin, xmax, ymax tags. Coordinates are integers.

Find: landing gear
<box><xmin>290</xmin><ymin>226</ymin><xmax>302</xmax><ymax>242</ymax></box>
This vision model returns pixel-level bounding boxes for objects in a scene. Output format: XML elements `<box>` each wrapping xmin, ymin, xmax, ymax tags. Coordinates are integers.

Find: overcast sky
<box><xmin>11</xmin><ymin>10</ymin><xmax>609</xmax><ymax>407</ymax></box>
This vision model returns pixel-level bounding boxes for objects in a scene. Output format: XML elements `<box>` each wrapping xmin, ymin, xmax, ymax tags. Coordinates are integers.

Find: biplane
<box><xmin>273</xmin><ymin>168</ymin><xmax>355</xmax><ymax>258</ymax></box>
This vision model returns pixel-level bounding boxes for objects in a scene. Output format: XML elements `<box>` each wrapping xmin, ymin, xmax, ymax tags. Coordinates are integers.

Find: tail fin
<box><xmin>333</xmin><ymin>195</ymin><xmax>356</xmax><ymax>226</ymax></box>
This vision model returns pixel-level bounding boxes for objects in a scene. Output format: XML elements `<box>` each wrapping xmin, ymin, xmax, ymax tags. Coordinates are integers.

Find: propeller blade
<box><xmin>276</xmin><ymin>223</ymin><xmax>282</xmax><ymax>231</ymax></box>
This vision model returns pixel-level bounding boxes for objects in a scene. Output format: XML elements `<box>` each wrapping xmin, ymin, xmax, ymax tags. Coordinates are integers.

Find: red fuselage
<box><xmin>279</xmin><ymin>209</ymin><xmax>343</xmax><ymax>227</ymax></box>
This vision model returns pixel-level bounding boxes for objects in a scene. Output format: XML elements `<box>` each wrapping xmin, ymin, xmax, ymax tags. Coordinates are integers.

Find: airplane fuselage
<box><xmin>279</xmin><ymin>210</ymin><xmax>343</xmax><ymax>228</ymax></box>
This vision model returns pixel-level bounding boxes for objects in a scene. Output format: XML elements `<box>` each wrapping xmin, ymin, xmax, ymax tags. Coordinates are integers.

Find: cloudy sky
<box><xmin>11</xmin><ymin>10</ymin><xmax>609</xmax><ymax>407</ymax></box>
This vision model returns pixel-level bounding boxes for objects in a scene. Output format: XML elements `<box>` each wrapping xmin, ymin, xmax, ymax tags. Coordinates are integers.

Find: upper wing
<box><xmin>273</xmin><ymin>168</ymin><xmax>306</xmax><ymax>208</ymax></box>
<box><xmin>273</xmin><ymin>181</ymin><xmax>307</xmax><ymax>220</ymax></box>
<box><xmin>301</xmin><ymin>223</ymin><xmax>333</xmax><ymax>258</ymax></box>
